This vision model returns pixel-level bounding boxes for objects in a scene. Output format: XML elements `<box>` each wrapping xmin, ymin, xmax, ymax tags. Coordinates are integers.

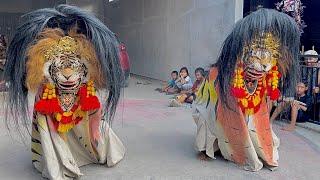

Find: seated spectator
<box><xmin>175</xmin><ymin>67</ymin><xmax>193</xmax><ymax>91</ymax></box>
<box><xmin>155</xmin><ymin>71</ymin><xmax>179</xmax><ymax>93</ymax></box>
<box><xmin>169</xmin><ymin>67</ymin><xmax>205</xmax><ymax>107</ymax></box>
<box><xmin>270</xmin><ymin>81</ymin><xmax>313</xmax><ymax>131</ymax></box>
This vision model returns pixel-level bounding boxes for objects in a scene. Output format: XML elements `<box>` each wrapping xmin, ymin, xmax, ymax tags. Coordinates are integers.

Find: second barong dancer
<box><xmin>192</xmin><ymin>8</ymin><xmax>300</xmax><ymax>171</ymax></box>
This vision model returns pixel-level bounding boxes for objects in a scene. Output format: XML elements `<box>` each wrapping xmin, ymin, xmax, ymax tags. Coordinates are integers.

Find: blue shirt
<box><xmin>168</xmin><ymin>79</ymin><xmax>176</xmax><ymax>87</ymax></box>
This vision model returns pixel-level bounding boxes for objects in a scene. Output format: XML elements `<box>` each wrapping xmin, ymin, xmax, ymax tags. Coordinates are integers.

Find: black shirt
<box><xmin>296</xmin><ymin>95</ymin><xmax>313</xmax><ymax>122</ymax></box>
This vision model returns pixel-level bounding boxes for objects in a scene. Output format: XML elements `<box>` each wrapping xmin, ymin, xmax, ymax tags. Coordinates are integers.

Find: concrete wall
<box><xmin>0</xmin><ymin>0</ymin><xmax>66</xmax><ymax>13</ymax></box>
<box><xmin>105</xmin><ymin>0</ymin><xmax>243</xmax><ymax>80</ymax></box>
<box><xmin>0</xmin><ymin>0</ymin><xmax>66</xmax><ymax>40</ymax></box>
<box><xmin>66</xmin><ymin>0</ymin><xmax>106</xmax><ymax>22</ymax></box>
<box><xmin>0</xmin><ymin>0</ymin><xmax>243</xmax><ymax>80</ymax></box>
<box><xmin>0</xmin><ymin>0</ymin><xmax>104</xmax><ymax>41</ymax></box>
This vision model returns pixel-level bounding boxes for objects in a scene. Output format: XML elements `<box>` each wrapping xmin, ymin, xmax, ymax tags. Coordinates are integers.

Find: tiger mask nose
<box><xmin>62</xmin><ymin>67</ymin><xmax>74</xmax><ymax>80</ymax></box>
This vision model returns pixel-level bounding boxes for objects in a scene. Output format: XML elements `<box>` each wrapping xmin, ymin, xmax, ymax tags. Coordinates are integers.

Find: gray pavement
<box><xmin>0</xmin><ymin>75</ymin><xmax>320</xmax><ymax>180</ymax></box>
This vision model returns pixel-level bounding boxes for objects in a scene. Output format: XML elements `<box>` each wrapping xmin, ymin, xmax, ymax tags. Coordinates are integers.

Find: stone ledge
<box><xmin>274</xmin><ymin>119</ymin><xmax>320</xmax><ymax>134</ymax></box>
<box><xmin>296</xmin><ymin>121</ymin><xmax>320</xmax><ymax>133</ymax></box>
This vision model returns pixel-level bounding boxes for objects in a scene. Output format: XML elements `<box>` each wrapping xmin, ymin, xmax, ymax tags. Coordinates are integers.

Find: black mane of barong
<box><xmin>215</xmin><ymin>8</ymin><xmax>300</xmax><ymax>109</ymax></box>
<box><xmin>4</xmin><ymin>5</ymin><xmax>123</xmax><ymax>134</ymax></box>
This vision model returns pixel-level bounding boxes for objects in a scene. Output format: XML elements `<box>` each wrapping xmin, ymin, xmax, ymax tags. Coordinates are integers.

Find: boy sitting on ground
<box><xmin>270</xmin><ymin>81</ymin><xmax>313</xmax><ymax>131</ymax></box>
<box><xmin>156</xmin><ymin>71</ymin><xmax>179</xmax><ymax>93</ymax></box>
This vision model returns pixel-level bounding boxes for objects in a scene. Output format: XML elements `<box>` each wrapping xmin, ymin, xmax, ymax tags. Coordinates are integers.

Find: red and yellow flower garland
<box><xmin>34</xmin><ymin>80</ymin><xmax>100</xmax><ymax>133</ymax></box>
<box><xmin>231</xmin><ymin>64</ymin><xmax>281</xmax><ymax>115</ymax></box>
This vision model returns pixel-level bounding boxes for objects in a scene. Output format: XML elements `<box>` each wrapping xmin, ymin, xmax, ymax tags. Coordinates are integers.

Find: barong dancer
<box><xmin>193</xmin><ymin>8</ymin><xmax>300</xmax><ymax>171</ymax></box>
<box><xmin>4</xmin><ymin>5</ymin><xmax>125</xmax><ymax>179</ymax></box>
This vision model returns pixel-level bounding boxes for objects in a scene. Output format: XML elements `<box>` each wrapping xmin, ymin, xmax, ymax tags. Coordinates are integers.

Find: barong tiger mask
<box><xmin>43</xmin><ymin>36</ymin><xmax>88</xmax><ymax>93</ymax></box>
<box><xmin>25</xmin><ymin>29</ymin><xmax>106</xmax><ymax>132</ymax></box>
<box><xmin>4</xmin><ymin>5</ymin><xmax>123</xmax><ymax>134</ymax></box>
<box><xmin>214</xmin><ymin>8</ymin><xmax>301</xmax><ymax>114</ymax></box>
<box><xmin>231</xmin><ymin>33</ymin><xmax>282</xmax><ymax>115</ymax></box>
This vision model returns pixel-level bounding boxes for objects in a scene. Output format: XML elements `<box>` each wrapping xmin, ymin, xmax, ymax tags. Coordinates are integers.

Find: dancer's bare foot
<box><xmin>197</xmin><ymin>152</ymin><xmax>210</xmax><ymax>161</ymax></box>
<box><xmin>169</xmin><ymin>99</ymin><xmax>182</xmax><ymax>107</ymax></box>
